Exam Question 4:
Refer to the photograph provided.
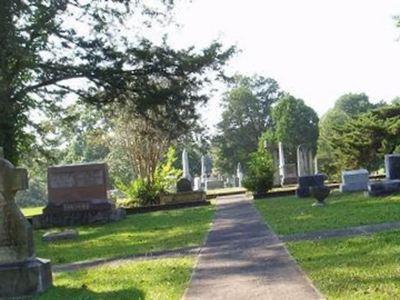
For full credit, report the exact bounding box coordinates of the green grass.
[38,256,194,300]
[287,230,400,299]
[21,206,44,217]
[35,206,214,264]
[255,192,400,235]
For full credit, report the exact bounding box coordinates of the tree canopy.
[264,94,319,162]
[212,75,282,174]
[327,104,400,171]
[1,0,234,164]
[317,93,379,176]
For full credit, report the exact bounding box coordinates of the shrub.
[242,149,274,194]
[117,178,160,207]
[116,147,182,207]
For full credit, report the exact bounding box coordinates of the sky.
[165,0,400,132]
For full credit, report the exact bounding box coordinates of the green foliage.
[242,149,274,194]
[1,0,234,164]
[117,178,159,207]
[317,93,379,177]
[334,93,376,116]
[327,104,400,172]
[154,147,182,192]
[213,75,282,173]
[117,147,181,207]
[266,94,319,162]
[15,178,47,207]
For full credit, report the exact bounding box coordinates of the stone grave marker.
[385,154,400,180]
[33,163,125,228]
[0,150,52,298]
[340,169,369,192]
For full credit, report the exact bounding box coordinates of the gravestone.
[278,142,298,185]
[177,178,193,192]
[206,180,225,189]
[297,145,313,177]
[282,164,298,185]
[296,174,327,198]
[33,163,125,228]
[236,162,244,187]
[340,169,369,192]
[193,176,202,191]
[367,180,400,197]
[367,154,400,196]
[182,149,192,183]
[385,154,400,180]
[0,151,52,298]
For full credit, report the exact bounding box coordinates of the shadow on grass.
[34,206,214,264]
[37,286,145,300]
[287,230,400,297]
[257,192,400,235]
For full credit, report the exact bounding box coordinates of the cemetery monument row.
[0,150,52,298]
[368,154,400,196]
[33,163,125,229]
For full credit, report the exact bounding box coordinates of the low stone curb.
[53,246,201,273]
[280,221,400,242]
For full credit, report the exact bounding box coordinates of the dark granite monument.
[33,163,125,228]
[385,154,400,180]
[296,174,327,198]
[367,154,400,196]
[0,151,52,298]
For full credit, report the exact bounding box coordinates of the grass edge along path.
[255,192,400,235]
[287,229,400,300]
[37,256,195,300]
[34,205,214,264]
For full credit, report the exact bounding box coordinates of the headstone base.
[0,258,52,298]
[206,180,225,190]
[367,180,400,196]
[160,191,206,205]
[340,182,368,192]
[32,200,125,229]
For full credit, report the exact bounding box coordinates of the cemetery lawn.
[287,230,400,299]
[21,206,44,217]
[34,206,214,264]
[255,192,400,235]
[38,256,194,300]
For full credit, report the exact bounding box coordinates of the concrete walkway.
[184,194,323,300]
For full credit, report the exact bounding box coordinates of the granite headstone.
[34,163,125,228]
[340,169,369,192]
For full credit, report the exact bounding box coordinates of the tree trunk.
[0,96,19,164]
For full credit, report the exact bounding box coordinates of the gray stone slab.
[42,229,79,242]
[183,194,323,300]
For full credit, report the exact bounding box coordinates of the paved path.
[281,221,400,242]
[184,194,323,300]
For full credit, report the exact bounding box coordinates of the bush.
[117,178,160,207]
[16,178,47,207]
[242,149,274,194]
[116,147,182,207]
